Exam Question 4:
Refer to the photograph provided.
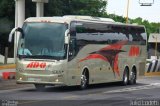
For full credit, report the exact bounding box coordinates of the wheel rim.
[131,71,136,82]
[124,73,128,83]
[81,74,87,88]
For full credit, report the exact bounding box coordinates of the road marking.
[150,83,160,86]
[63,95,78,99]
[103,83,160,94]
[0,87,33,94]
[18,100,42,105]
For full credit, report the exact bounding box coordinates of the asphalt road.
[0,76,160,106]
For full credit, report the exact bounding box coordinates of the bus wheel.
[34,84,45,91]
[129,70,136,85]
[80,71,88,90]
[122,68,129,86]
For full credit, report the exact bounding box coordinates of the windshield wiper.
[18,55,63,60]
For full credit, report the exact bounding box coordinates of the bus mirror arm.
[65,29,70,44]
[65,36,70,44]
[17,28,24,38]
[8,27,24,43]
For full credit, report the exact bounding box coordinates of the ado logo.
[27,62,46,68]
[129,46,140,56]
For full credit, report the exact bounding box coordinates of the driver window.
[18,39,32,56]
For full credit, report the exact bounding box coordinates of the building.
[148,33,160,59]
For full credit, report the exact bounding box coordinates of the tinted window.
[70,21,146,46]
[69,21,146,60]
[18,22,67,60]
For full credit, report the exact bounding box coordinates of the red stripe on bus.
[79,54,108,62]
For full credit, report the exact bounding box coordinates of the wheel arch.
[124,65,130,74]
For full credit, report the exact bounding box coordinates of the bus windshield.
[18,22,67,60]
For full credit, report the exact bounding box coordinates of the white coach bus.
[9,15,147,90]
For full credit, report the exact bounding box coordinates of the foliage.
[0,0,15,20]
[103,14,126,23]
[44,0,107,17]
[104,14,160,36]
[130,17,160,36]
[0,0,160,57]
[0,0,160,39]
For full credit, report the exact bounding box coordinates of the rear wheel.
[80,71,88,90]
[129,70,136,85]
[122,68,129,86]
[34,84,45,91]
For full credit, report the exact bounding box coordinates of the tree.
[45,0,107,17]
[0,0,15,20]
[130,18,160,36]
[0,0,108,57]
[104,14,126,23]
[0,0,160,57]
[131,17,143,24]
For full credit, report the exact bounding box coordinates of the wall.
[0,54,14,64]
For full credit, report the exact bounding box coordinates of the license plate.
[28,78,41,81]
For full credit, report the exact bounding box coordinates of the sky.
[107,0,160,22]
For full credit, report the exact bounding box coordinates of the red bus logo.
[27,62,46,68]
[129,46,140,56]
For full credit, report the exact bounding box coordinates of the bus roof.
[25,15,114,23]
[24,15,145,28]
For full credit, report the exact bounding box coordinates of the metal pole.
[126,0,130,23]
[14,0,17,62]
[155,36,157,58]
[36,2,44,17]
[14,0,25,62]
[32,0,49,17]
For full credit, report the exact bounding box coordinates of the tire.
[34,84,45,91]
[80,71,88,90]
[122,68,129,86]
[129,70,136,85]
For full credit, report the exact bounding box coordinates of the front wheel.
[80,72,88,90]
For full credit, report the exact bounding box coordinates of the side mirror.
[65,29,70,44]
[8,27,24,43]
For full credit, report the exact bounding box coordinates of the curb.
[0,64,16,70]
[145,72,160,76]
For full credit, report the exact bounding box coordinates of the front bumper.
[16,72,65,85]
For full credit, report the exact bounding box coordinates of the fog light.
[19,77,22,80]
[55,79,59,82]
